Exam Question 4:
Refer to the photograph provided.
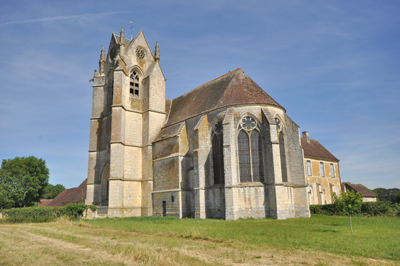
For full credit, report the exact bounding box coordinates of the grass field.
[0,215,399,265]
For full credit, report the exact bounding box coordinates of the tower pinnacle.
[154,41,160,62]
[99,46,105,74]
[119,26,125,46]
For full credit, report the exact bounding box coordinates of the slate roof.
[164,68,283,128]
[154,122,184,142]
[47,179,87,207]
[301,137,339,162]
[342,182,377,198]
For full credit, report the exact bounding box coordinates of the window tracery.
[130,70,140,97]
[135,47,146,59]
[237,116,264,183]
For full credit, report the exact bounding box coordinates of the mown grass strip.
[4,223,214,266]
[86,215,400,261]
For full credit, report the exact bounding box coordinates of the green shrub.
[1,203,98,223]
[310,201,400,217]
[2,206,62,223]
[65,203,87,219]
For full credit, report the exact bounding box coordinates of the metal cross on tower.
[130,21,134,40]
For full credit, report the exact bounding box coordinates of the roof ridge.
[174,68,242,100]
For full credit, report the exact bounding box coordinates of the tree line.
[372,188,400,203]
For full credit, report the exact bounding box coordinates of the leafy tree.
[394,192,400,204]
[0,170,14,209]
[0,156,49,209]
[42,184,65,199]
[333,190,363,234]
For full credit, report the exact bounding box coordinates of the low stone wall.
[82,207,111,219]
[363,197,377,202]
[82,208,98,220]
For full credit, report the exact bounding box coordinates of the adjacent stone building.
[85,28,311,220]
[301,132,342,205]
[342,182,377,202]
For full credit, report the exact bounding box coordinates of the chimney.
[302,131,310,144]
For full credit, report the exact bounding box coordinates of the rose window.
[135,47,145,59]
[240,116,257,131]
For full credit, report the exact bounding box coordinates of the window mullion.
[248,130,253,182]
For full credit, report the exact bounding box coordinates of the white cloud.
[0,11,128,26]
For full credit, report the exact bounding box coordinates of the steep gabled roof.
[301,138,339,162]
[47,179,87,207]
[342,182,377,198]
[164,68,283,127]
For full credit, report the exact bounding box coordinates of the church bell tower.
[86,27,166,217]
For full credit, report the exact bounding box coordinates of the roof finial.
[119,26,125,46]
[99,46,105,74]
[154,41,160,62]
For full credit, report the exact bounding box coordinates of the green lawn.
[86,214,400,262]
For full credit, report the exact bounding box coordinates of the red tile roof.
[47,179,87,207]
[164,68,283,128]
[301,138,339,162]
[38,199,53,207]
[342,182,377,198]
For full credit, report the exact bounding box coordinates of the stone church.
[85,28,311,220]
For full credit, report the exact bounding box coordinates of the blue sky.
[0,1,399,189]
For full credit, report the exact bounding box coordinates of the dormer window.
[130,70,140,97]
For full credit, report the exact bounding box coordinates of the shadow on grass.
[325,223,342,226]
[311,229,339,233]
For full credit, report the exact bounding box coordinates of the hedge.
[310,201,400,217]
[0,203,97,223]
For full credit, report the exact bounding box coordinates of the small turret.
[154,41,160,62]
[99,46,105,74]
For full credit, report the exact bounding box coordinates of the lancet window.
[276,117,288,182]
[130,70,140,97]
[237,116,264,183]
[212,119,224,185]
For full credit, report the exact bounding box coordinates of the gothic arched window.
[276,117,288,182]
[279,132,288,182]
[238,116,264,183]
[130,70,140,97]
[212,120,224,185]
